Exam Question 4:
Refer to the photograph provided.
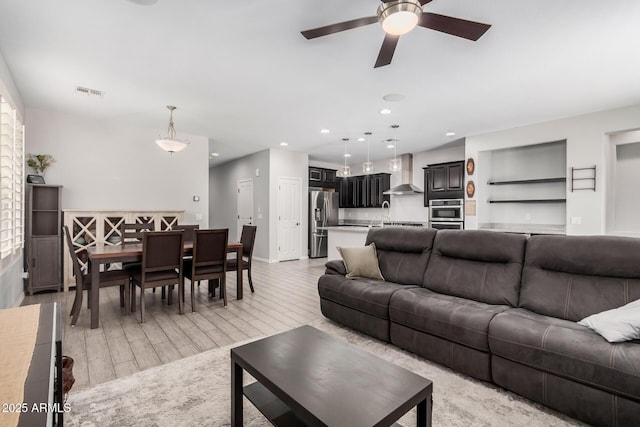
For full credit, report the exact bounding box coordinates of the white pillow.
[578,298,640,343]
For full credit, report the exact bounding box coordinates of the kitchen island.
[320,222,427,261]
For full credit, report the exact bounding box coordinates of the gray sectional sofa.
[318,227,640,426]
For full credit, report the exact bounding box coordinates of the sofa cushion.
[489,308,640,401]
[424,230,527,306]
[389,288,510,351]
[520,235,640,321]
[318,274,416,319]
[337,243,384,280]
[365,227,437,285]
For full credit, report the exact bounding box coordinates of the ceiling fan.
[301,0,491,68]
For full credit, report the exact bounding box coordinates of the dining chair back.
[175,224,199,243]
[120,222,153,245]
[63,225,130,326]
[184,228,229,309]
[130,230,185,322]
[227,225,257,293]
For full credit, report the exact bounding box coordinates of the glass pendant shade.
[363,161,374,174]
[342,165,351,176]
[155,105,189,154]
[389,157,402,172]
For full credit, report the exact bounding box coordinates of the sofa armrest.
[325,260,347,276]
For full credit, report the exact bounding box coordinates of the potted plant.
[26,154,55,183]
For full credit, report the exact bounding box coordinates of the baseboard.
[253,256,278,264]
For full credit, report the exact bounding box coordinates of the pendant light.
[362,132,373,174]
[389,140,401,172]
[341,138,351,177]
[155,105,189,154]
[389,124,401,172]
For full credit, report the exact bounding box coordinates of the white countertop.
[318,226,373,233]
[478,223,566,235]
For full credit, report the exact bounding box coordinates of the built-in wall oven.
[428,199,464,230]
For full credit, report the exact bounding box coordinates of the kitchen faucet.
[381,200,390,226]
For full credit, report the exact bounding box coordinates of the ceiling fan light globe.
[378,0,422,36]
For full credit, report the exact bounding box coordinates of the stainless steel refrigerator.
[309,191,339,258]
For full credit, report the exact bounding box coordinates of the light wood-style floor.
[22,258,327,391]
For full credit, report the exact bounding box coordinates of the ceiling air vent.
[75,86,104,97]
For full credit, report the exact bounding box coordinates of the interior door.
[237,179,253,241]
[278,177,301,261]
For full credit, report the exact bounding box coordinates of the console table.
[0,303,63,426]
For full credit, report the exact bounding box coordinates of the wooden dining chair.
[120,222,153,245]
[174,224,199,243]
[63,225,131,326]
[183,228,229,310]
[130,230,184,323]
[227,225,257,294]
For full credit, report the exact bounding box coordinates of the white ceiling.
[1,0,640,167]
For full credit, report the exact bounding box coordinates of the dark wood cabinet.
[25,184,62,295]
[337,173,391,208]
[424,161,464,205]
[368,173,391,207]
[309,167,338,189]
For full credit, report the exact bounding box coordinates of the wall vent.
[75,86,104,97]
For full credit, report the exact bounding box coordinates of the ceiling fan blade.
[418,13,491,41]
[374,34,400,68]
[301,16,378,39]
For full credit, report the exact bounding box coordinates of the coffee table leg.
[231,359,243,426]
[416,395,432,427]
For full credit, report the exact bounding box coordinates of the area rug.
[66,318,585,426]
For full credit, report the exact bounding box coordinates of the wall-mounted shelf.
[487,177,566,185]
[488,199,567,204]
[570,166,596,192]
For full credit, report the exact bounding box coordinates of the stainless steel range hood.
[383,153,424,195]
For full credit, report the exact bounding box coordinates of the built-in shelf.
[487,177,566,185]
[488,199,567,204]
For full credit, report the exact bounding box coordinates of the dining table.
[85,241,243,329]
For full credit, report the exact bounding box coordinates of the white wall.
[465,104,640,234]
[209,149,270,260]
[608,130,640,236]
[0,51,25,308]
[269,148,309,262]
[209,148,308,263]
[26,108,210,226]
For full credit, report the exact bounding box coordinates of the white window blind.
[0,96,25,259]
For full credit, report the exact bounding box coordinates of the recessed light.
[344,153,351,158]
[210,152,220,157]
[357,137,366,142]
[387,144,395,149]
[280,142,288,146]
[320,128,330,134]
[379,109,391,115]
[446,132,456,137]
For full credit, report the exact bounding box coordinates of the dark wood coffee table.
[231,325,433,426]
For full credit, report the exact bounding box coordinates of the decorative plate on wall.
[466,180,476,198]
[466,158,475,176]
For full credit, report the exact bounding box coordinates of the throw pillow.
[337,243,384,281]
[578,298,640,342]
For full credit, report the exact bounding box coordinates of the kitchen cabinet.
[25,184,63,295]
[309,167,338,189]
[423,161,464,205]
[367,173,391,207]
[337,173,391,208]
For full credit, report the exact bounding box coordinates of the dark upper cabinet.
[337,173,390,208]
[309,167,338,189]
[368,173,391,207]
[423,161,464,205]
